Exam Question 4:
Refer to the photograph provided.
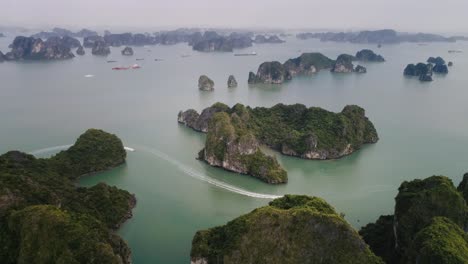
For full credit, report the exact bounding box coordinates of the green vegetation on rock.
[50,128,126,179]
[7,205,130,264]
[180,103,379,163]
[201,112,287,184]
[360,175,468,264]
[406,217,468,264]
[191,195,383,264]
[0,129,135,264]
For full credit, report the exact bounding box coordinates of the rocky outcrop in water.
[227,75,237,87]
[448,61,453,67]
[355,49,385,62]
[0,33,5,38]
[331,54,356,73]
[432,64,448,74]
[354,65,367,73]
[427,56,446,65]
[360,175,468,264]
[3,36,75,60]
[179,103,379,160]
[248,61,291,84]
[404,63,433,81]
[198,75,214,91]
[76,46,85,55]
[121,46,134,56]
[91,39,111,56]
[427,56,449,74]
[283,52,334,76]
[191,195,383,264]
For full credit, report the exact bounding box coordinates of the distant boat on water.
[107,60,117,63]
[448,49,463,53]
[112,64,141,70]
[234,51,257,56]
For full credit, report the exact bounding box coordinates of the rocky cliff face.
[227,75,237,87]
[3,36,75,60]
[198,75,215,91]
[121,46,134,56]
[331,54,356,73]
[179,103,379,161]
[248,61,291,84]
[355,49,385,62]
[200,112,287,184]
[191,195,383,264]
[178,103,230,132]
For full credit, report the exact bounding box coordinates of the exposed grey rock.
[198,75,214,91]
[354,65,367,73]
[248,61,291,84]
[227,75,238,87]
[4,36,75,60]
[331,54,355,73]
[76,46,85,56]
[121,46,134,56]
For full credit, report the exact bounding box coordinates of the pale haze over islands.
[2,0,468,34]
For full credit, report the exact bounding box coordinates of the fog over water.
[2,0,468,34]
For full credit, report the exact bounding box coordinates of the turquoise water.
[1,36,468,263]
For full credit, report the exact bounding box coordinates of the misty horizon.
[2,0,468,35]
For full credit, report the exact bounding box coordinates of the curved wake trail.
[28,144,282,199]
[134,145,282,199]
[29,144,73,155]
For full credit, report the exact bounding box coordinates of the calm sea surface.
[1,36,468,263]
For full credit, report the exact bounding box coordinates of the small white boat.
[124,147,135,152]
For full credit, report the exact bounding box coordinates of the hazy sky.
[3,0,468,33]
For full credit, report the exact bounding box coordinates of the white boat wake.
[29,144,73,155]
[84,74,94,78]
[28,144,282,199]
[29,145,135,155]
[135,145,282,199]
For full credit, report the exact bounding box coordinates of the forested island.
[404,56,450,82]
[178,102,378,183]
[0,129,136,263]
[191,174,468,264]
[248,49,384,84]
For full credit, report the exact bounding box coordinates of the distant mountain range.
[296,29,467,44]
